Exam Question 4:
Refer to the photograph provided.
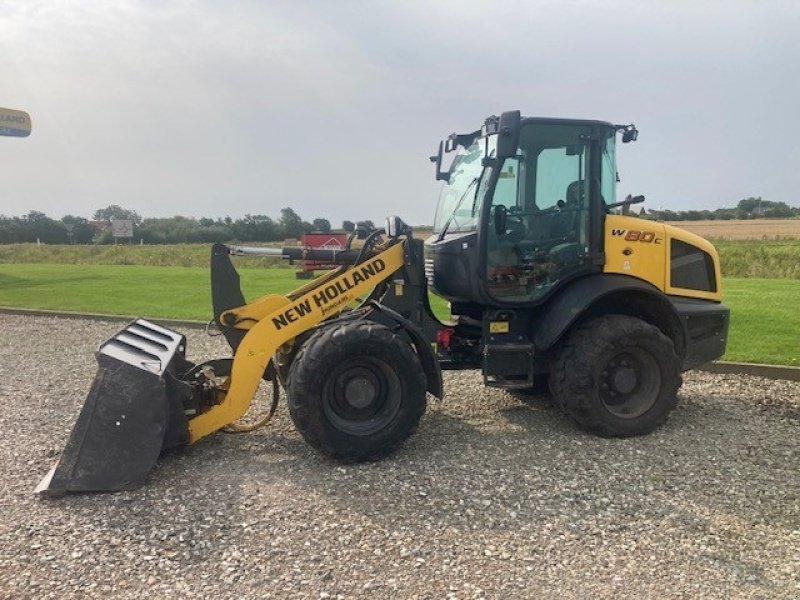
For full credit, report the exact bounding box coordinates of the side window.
[534,148,585,210]
[492,159,522,210]
[601,135,616,205]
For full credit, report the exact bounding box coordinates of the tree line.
[2,197,797,244]
[644,197,800,221]
[0,205,375,244]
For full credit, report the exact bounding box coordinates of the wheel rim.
[599,348,661,419]
[322,356,402,435]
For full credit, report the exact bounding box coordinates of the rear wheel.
[286,320,427,461]
[549,315,681,437]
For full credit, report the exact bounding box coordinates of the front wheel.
[549,315,682,437]
[286,320,427,461]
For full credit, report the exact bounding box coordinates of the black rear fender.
[533,274,687,359]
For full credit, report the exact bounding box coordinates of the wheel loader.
[36,111,729,496]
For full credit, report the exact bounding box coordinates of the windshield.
[432,135,496,234]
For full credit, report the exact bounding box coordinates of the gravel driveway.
[0,315,798,599]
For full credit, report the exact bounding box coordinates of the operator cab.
[425,111,637,307]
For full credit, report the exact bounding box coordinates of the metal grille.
[424,258,435,287]
[98,319,185,375]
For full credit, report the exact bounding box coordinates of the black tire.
[549,315,681,437]
[286,320,427,461]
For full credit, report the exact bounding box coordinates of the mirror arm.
[606,194,645,215]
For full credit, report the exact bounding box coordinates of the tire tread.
[549,315,682,437]
[287,320,427,461]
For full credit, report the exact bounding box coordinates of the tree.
[736,197,761,215]
[61,215,95,244]
[356,220,376,233]
[279,207,305,238]
[342,220,355,233]
[232,214,279,242]
[93,204,142,225]
[312,218,331,232]
[713,208,737,220]
[23,210,67,243]
[0,216,28,243]
[763,201,793,218]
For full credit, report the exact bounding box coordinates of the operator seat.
[548,180,585,270]
[553,180,583,240]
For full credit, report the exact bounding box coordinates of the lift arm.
[187,240,408,443]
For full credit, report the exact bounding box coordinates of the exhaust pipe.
[35,319,194,496]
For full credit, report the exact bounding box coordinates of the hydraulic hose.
[223,377,280,433]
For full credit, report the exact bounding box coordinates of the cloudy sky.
[1,0,798,226]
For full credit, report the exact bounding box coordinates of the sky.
[1,0,799,226]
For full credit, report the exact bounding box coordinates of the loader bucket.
[35,319,192,496]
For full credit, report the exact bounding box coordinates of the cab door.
[485,123,594,303]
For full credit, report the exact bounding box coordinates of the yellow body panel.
[187,241,407,443]
[603,215,666,289]
[603,215,722,301]
[222,295,291,330]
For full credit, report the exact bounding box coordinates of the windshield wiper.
[437,176,480,241]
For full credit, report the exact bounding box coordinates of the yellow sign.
[0,107,31,137]
[489,321,510,333]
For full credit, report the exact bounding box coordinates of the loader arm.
[188,240,408,443]
[36,238,409,495]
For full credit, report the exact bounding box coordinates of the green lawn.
[0,264,298,320]
[0,263,795,366]
[0,263,451,322]
[721,278,799,366]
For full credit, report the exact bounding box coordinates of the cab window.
[486,122,593,301]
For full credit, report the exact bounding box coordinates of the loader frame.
[36,232,445,495]
[36,109,731,496]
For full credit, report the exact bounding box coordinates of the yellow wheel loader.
[36,111,729,496]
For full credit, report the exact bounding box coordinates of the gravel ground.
[0,314,798,599]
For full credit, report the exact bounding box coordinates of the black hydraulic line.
[228,244,363,265]
[229,228,390,267]
[354,228,387,265]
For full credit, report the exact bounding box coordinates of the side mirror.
[496,110,521,159]
[620,124,638,143]
[429,140,450,181]
[494,205,507,236]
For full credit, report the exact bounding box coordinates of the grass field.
[666,218,800,240]
[713,239,800,279]
[0,243,289,269]
[0,263,795,366]
[0,263,451,323]
[722,278,799,366]
[3,229,800,280]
